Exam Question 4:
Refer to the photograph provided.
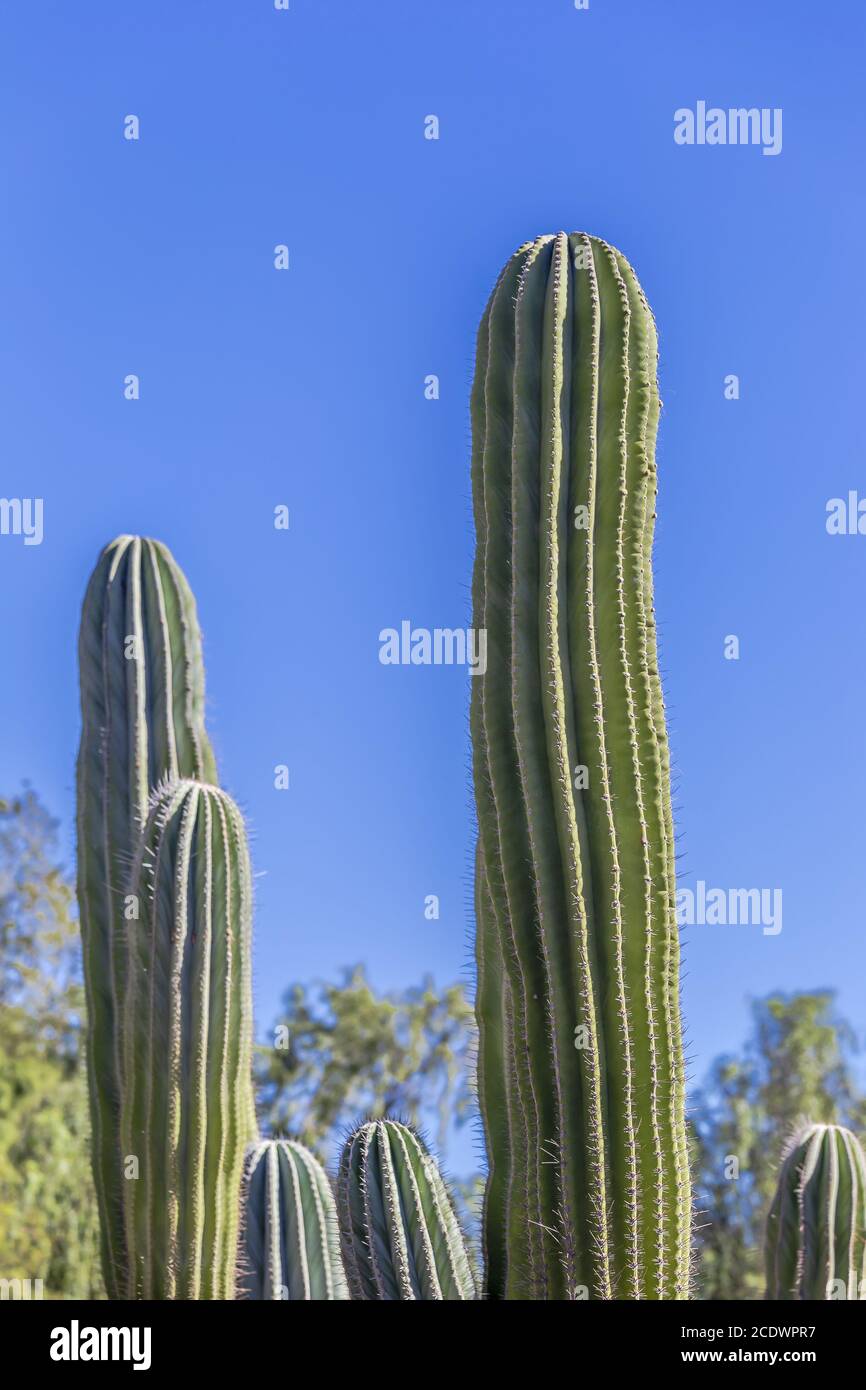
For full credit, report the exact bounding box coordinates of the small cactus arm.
[238,1139,349,1300]
[765,1122,866,1300]
[336,1119,478,1300]
[470,233,691,1299]
[121,778,255,1299]
[77,535,218,1297]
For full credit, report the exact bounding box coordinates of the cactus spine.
[471,233,690,1299]
[239,1140,349,1300]
[765,1123,866,1300]
[337,1119,477,1300]
[77,535,218,1297]
[121,778,255,1299]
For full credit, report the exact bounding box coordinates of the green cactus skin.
[239,1140,349,1300]
[77,535,218,1298]
[471,233,690,1300]
[765,1123,866,1301]
[336,1119,478,1300]
[120,778,254,1299]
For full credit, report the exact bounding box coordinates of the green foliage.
[239,1139,348,1300]
[693,993,866,1300]
[255,966,474,1157]
[765,1122,866,1300]
[471,232,689,1299]
[0,790,102,1298]
[337,1119,477,1300]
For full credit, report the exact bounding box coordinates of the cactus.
[337,1119,477,1300]
[120,778,255,1299]
[765,1122,866,1300]
[471,232,690,1299]
[77,535,218,1297]
[239,1139,349,1300]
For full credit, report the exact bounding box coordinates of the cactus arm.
[239,1140,348,1300]
[765,1122,866,1299]
[120,780,253,1299]
[76,536,218,1296]
[337,1120,477,1300]
[472,234,691,1299]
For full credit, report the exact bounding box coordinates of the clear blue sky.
[1,2,864,1168]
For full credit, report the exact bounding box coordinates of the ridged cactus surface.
[239,1139,349,1300]
[337,1119,477,1300]
[77,535,217,1297]
[471,232,690,1299]
[765,1122,866,1300]
[121,778,254,1299]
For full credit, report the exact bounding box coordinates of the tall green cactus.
[120,777,255,1299]
[239,1139,349,1300]
[765,1122,866,1301]
[471,232,690,1300]
[77,535,218,1297]
[337,1119,477,1300]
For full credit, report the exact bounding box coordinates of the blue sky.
[1,1,864,1169]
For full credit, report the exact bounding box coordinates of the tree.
[692,992,866,1300]
[0,789,102,1298]
[255,966,475,1159]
